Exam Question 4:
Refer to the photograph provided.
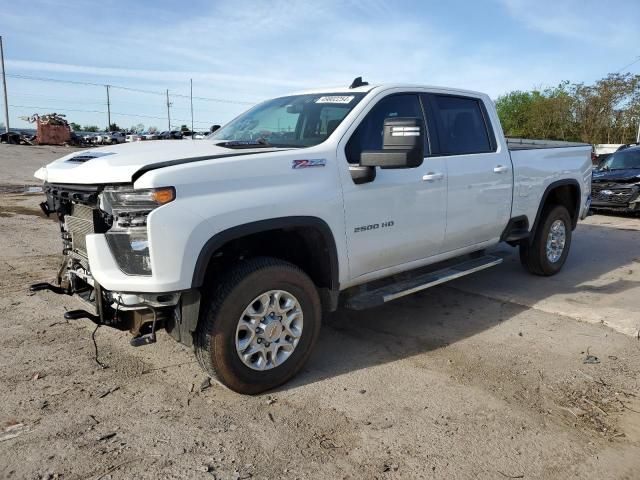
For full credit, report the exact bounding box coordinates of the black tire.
[519,204,572,276]
[194,257,321,394]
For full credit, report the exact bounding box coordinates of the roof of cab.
[291,83,489,99]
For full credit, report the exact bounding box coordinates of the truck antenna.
[349,76,369,89]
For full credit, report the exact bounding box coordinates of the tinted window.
[430,95,493,155]
[346,94,423,164]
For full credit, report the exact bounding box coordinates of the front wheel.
[195,257,321,394]
[520,204,572,276]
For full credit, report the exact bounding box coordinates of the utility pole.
[166,89,171,130]
[190,79,194,138]
[0,36,10,133]
[636,120,640,143]
[105,85,111,130]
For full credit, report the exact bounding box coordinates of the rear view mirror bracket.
[349,165,376,184]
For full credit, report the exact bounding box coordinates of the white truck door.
[423,93,512,250]
[339,93,447,279]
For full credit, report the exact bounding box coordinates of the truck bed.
[507,137,590,150]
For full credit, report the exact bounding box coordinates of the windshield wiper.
[216,139,303,149]
[216,139,275,149]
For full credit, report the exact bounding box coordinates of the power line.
[5,72,255,104]
[615,55,640,73]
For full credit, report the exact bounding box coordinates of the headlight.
[102,186,175,212]
[100,186,175,276]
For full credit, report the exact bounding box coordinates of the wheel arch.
[191,216,340,300]
[529,179,581,243]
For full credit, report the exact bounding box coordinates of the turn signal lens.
[151,187,176,205]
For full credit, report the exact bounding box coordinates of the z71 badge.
[292,159,326,169]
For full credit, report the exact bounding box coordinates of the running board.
[344,255,503,310]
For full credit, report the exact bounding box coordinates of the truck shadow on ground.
[285,219,640,389]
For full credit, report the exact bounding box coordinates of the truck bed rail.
[507,138,590,150]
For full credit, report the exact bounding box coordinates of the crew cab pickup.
[33,79,592,393]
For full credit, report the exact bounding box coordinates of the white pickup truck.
[33,78,592,393]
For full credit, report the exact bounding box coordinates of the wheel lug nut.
[265,342,270,347]
[257,338,262,344]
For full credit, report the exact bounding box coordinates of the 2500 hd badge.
[354,220,395,233]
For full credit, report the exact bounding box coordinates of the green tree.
[496,74,640,144]
[69,122,82,131]
[107,123,121,132]
[83,125,99,132]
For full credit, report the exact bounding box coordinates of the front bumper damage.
[591,182,640,212]
[31,183,200,347]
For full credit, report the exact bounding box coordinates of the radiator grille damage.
[66,204,96,255]
[38,182,182,343]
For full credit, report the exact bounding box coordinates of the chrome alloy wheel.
[546,219,566,263]
[235,290,304,371]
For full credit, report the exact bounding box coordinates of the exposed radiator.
[65,204,96,255]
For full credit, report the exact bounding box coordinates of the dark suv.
[591,144,640,213]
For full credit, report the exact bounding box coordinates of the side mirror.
[349,165,376,185]
[360,117,424,169]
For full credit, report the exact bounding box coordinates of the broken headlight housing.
[101,186,175,276]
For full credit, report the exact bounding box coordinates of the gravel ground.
[1,144,639,479]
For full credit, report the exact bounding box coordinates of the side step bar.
[345,255,503,310]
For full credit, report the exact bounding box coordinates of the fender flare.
[529,179,581,241]
[191,216,340,290]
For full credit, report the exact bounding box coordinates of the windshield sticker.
[315,96,355,104]
[292,159,326,169]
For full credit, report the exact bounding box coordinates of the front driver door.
[339,93,448,280]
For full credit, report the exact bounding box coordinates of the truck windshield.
[600,148,640,170]
[211,93,367,148]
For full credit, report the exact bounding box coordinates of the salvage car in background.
[159,130,184,140]
[104,132,126,144]
[591,144,640,213]
[141,132,161,141]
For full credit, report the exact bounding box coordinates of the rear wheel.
[519,204,572,276]
[195,257,321,394]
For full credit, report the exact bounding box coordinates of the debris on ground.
[97,432,117,442]
[97,386,120,399]
[497,471,524,479]
[0,423,27,442]
[583,348,600,364]
[200,377,212,391]
[382,462,399,472]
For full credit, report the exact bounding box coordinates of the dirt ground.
[1,144,639,480]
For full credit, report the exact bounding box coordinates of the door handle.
[422,172,444,182]
[493,165,509,174]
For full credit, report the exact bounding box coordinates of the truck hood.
[34,140,284,185]
[592,168,640,184]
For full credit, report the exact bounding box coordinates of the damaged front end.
[31,183,199,347]
[591,180,640,213]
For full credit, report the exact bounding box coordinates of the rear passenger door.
[423,94,512,251]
